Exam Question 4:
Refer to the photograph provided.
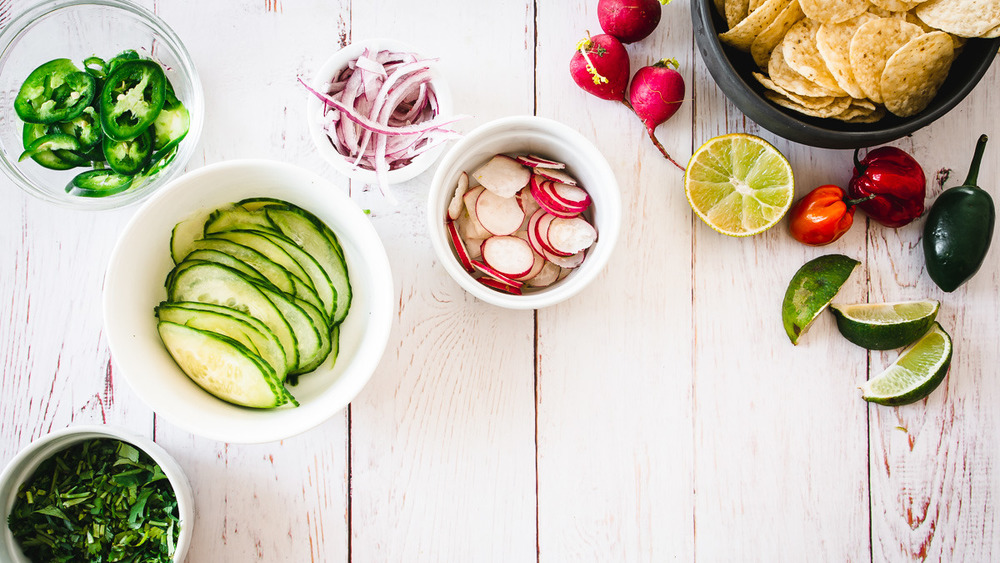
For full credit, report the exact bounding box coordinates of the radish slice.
[535,213,572,257]
[466,236,485,260]
[447,171,469,221]
[530,176,582,218]
[458,208,490,240]
[482,236,535,279]
[556,267,571,282]
[511,231,545,281]
[551,182,591,209]
[463,184,485,212]
[546,217,597,255]
[533,167,577,186]
[446,219,475,273]
[473,155,531,198]
[525,209,550,257]
[478,276,523,295]
[475,188,525,236]
[517,187,541,224]
[516,154,566,169]
[472,260,524,288]
[546,248,586,269]
[526,261,561,287]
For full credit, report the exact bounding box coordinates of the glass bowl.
[0,0,203,210]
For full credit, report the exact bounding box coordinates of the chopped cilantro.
[7,438,180,562]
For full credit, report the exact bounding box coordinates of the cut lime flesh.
[831,300,940,350]
[861,322,952,406]
[685,133,794,237]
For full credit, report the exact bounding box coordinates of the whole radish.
[628,58,685,170]
[569,33,630,101]
[598,0,671,44]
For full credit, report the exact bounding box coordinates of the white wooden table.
[2,1,999,561]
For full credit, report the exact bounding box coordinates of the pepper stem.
[844,194,876,207]
[852,147,866,175]
[963,134,988,188]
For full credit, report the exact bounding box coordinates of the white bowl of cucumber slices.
[103,160,394,443]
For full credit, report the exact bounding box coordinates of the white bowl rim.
[102,159,395,443]
[0,0,205,211]
[427,115,622,310]
[0,424,194,563]
[305,37,453,186]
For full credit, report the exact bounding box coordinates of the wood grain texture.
[690,14,871,560]
[347,1,538,561]
[0,0,999,561]
[868,63,1000,562]
[534,2,696,562]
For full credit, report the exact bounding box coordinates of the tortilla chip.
[753,72,838,108]
[982,22,1000,37]
[782,19,848,95]
[816,13,878,99]
[726,0,751,29]
[881,31,955,116]
[750,0,806,68]
[915,0,1000,38]
[768,38,844,97]
[870,0,922,11]
[799,0,870,24]
[720,0,790,51]
[830,100,881,121]
[749,0,767,12]
[842,106,887,123]
[849,18,924,103]
[714,0,727,19]
[765,91,852,117]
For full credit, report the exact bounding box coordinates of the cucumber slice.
[184,238,296,296]
[156,301,288,382]
[170,249,271,289]
[167,261,299,371]
[253,282,324,375]
[256,230,336,321]
[204,206,280,236]
[293,296,332,374]
[170,209,212,264]
[157,321,295,408]
[207,230,315,292]
[264,206,352,324]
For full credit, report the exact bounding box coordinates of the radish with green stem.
[569,33,630,101]
[598,0,673,44]
[628,58,685,171]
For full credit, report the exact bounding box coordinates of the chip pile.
[716,0,1000,121]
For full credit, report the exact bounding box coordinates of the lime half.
[831,300,940,350]
[781,254,860,345]
[861,322,952,406]
[685,133,795,236]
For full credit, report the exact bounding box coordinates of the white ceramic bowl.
[0,425,194,562]
[103,160,394,443]
[428,116,622,309]
[305,38,453,186]
[0,0,204,210]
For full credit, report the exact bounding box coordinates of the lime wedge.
[831,299,940,350]
[861,322,952,406]
[685,133,795,236]
[781,254,860,345]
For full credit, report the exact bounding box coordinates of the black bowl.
[692,0,1000,148]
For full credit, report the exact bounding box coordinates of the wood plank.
[869,63,1000,562]
[146,1,353,561]
[347,1,538,561]
[534,3,696,560]
[689,14,871,560]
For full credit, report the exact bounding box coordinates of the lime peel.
[781,254,860,345]
[861,322,952,406]
[831,299,940,350]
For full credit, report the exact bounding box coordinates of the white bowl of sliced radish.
[428,116,621,309]
[303,38,456,200]
[103,160,394,443]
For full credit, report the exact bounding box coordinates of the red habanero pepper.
[789,185,873,246]
[847,146,926,228]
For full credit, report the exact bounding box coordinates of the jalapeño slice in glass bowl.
[0,0,203,210]
[13,58,96,125]
[101,59,167,141]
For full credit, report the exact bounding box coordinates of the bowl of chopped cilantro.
[0,425,193,562]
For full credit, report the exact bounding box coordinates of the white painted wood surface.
[1,1,999,561]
